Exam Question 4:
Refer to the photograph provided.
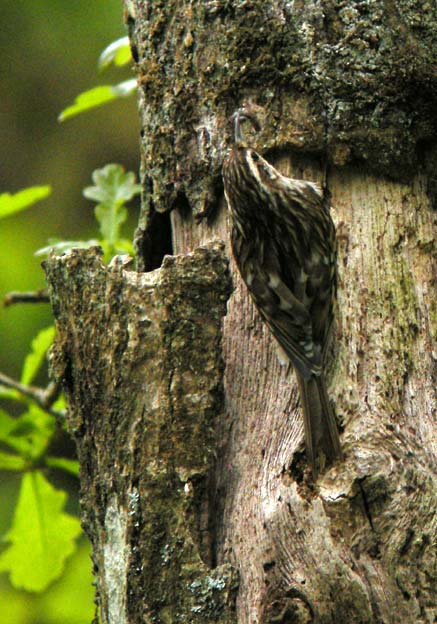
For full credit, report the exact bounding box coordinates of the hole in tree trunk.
[136,177,173,271]
[140,209,173,271]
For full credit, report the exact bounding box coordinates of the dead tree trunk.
[45,2,436,623]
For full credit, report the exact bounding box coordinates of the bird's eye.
[251,152,259,162]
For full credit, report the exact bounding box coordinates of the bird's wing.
[230,186,334,378]
[233,229,322,378]
[255,268,323,378]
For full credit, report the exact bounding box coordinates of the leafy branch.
[59,37,136,121]
[36,163,141,260]
[0,32,139,597]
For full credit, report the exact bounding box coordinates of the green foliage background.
[0,2,140,622]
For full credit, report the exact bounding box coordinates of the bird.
[222,108,342,477]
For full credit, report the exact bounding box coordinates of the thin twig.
[3,289,50,307]
[0,372,63,418]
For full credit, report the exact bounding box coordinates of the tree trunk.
[45,2,437,623]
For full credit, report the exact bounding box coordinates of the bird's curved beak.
[232,111,245,144]
[231,108,262,145]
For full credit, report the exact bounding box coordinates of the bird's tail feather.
[297,373,342,477]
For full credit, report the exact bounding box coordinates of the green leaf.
[34,238,100,257]
[83,164,141,245]
[0,451,26,471]
[0,186,51,219]
[0,409,18,442]
[38,539,95,623]
[113,238,135,256]
[98,36,132,69]
[84,163,141,205]
[0,407,55,459]
[111,78,137,97]
[58,86,114,121]
[0,386,20,401]
[53,394,66,413]
[0,471,82,592]
[58,79,137,121]
[21,326,55,385]
[95,203,128,244]
[45,456,80,476]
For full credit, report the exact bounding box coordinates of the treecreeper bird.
[222,109,342,478]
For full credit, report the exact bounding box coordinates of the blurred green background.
[0,1,140,622]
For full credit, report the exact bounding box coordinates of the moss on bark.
[44,244,236,623]
[127,0,437,248]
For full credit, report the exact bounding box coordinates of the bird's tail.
[297,373,342,478]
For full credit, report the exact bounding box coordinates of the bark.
[44,2,437,623]
[44,245,236,622]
